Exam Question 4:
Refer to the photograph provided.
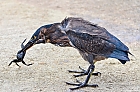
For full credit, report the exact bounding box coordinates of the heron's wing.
[61,17,109,38]
[62,17,130,63]
[61,17,129,52]
[66,30,115,57]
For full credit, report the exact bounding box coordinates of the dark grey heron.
[9,17,133,90]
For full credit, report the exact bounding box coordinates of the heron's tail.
[127,51,134,56]
[109,49,131,64]
[127,51,136,61]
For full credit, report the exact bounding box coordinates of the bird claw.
[92,72,101,76]
[68,66,101,77]
[68,66,87,73]
[66,80,98,90]
[67,65,98,90]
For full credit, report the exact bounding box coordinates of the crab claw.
[17,38,27,60]
[9,24,53,67]
[8,59,33,67]
[9,39,33,67]
[21,38,26,49]
[8,50,33,67]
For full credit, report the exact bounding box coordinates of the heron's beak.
[21,37,37,52]
[35,39,46,44]
[16,36,38,60]
[11,24,53,66]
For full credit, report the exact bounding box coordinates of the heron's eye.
[31,36,36,40]
[33,36,36,39]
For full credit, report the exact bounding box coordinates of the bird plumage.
[31,24,53,39]
[61,17,130,64]
[10,17,132,90]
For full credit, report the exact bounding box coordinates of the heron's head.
[19,23,70,52]
[17,23,70,60]
[16,24,53,60]
[32,24,54,44]
[20,24,53,51]
[31,23,70,47]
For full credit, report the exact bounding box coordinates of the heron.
[9,17,133,90]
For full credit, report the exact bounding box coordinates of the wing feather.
[66,30,115,57]
[61,17,130,62]
[61,17,129,52]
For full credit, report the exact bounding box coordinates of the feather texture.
[61,17,131,64]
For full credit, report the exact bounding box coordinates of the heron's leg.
[66,64,98,90]
[68,66,101,77]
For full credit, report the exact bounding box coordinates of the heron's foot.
[68,66,101,77]
[8,59,33,67]
[66,79,98,90]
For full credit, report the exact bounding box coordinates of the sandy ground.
[0,0,140,92]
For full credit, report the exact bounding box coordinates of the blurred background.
[0,0,140,92]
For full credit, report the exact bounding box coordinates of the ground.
[0,0,140,92]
